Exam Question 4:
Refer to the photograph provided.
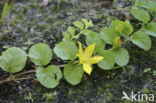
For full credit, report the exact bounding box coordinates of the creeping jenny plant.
[0,0,156,88]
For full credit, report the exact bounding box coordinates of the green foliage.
[0,0,155,89]
[112,48,129,66]
[63,32,70,40]
[67,26,75,37]
[28,43,52,66]
[0,47,27,73]
[81,18,94,28]
[143,68,156,77]
[64,64,84,85]
[24,92,34,103]
[73,18,93,31]
[66,18,94,39]
[54,41,78,60]
[111,20,133,37]
[36,65,62,88]
[131,9,150,24]
[0,0,12,24]
[144,68,151,73]
[143,22,156,37]
[100,27,117,45]
[97,50,115,70]
[131,31,151,51]
[63,26,76,41]
[43,93,54,102]
[73,21,84,30]
[153,71,156,76]
[129,0,155,51]
[142,0,156,12]
[86,30,105,53]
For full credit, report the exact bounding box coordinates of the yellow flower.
[77,42,104,75]
[114,36,122,47]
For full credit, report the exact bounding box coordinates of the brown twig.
[14,70,36,78]
[0,64,66,85]
[0,77,32,85]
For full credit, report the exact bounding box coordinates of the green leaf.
[143,1,156,12]
[0,47,27,73]
[67,26,75,37]
[112,48,129,66]
[81,18,94,28]
[97,50,115,70]
[36,65,62,88]
[131,31,151,51]
[73,21,84,30]
[143,22,156,37]
[54,41,78,60]
[111,20,133,37]
[63,32,70,40]
[100,27,117,45]
[64,64,84,85]
[86,31,105,53]
[1,0,11,23]
[131,9,150,23]
[28,43,52,66]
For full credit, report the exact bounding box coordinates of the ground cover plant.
[0,0,156,102]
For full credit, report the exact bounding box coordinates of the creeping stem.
[0,64,65,85]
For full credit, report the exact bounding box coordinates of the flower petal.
[87,56,104,64]
[83,63,92,75]
[84,43,95,57]
[77,41,84,64]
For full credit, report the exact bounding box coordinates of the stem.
[77,29,87,36]
[108,46,115,51]
[121,37,130,46]
[14,70,36,78]
[0,64,66,85]
[113,66,122,69]
[123,67,127,74]
[72,28,88,40]
[0,77,32,85]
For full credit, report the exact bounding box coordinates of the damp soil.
[0,0,156,103]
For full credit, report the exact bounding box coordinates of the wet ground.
[0,0,156,103]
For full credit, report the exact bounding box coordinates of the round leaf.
[97,50,115,70]
[0,47,27,73]
[143,1,156,12]
[67,26,75,37]
[131,31,151,51]
[63,32,70,40]
[100,27,117,45]
[143,22,156,37]
[28,43,52,66]
[131,9,150,24]
[86,31,105,53]
[36,65,62,88]
[54,41,78,60]
[64,64,84,85]
[111,20,133,37]
[112,48,129,66]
